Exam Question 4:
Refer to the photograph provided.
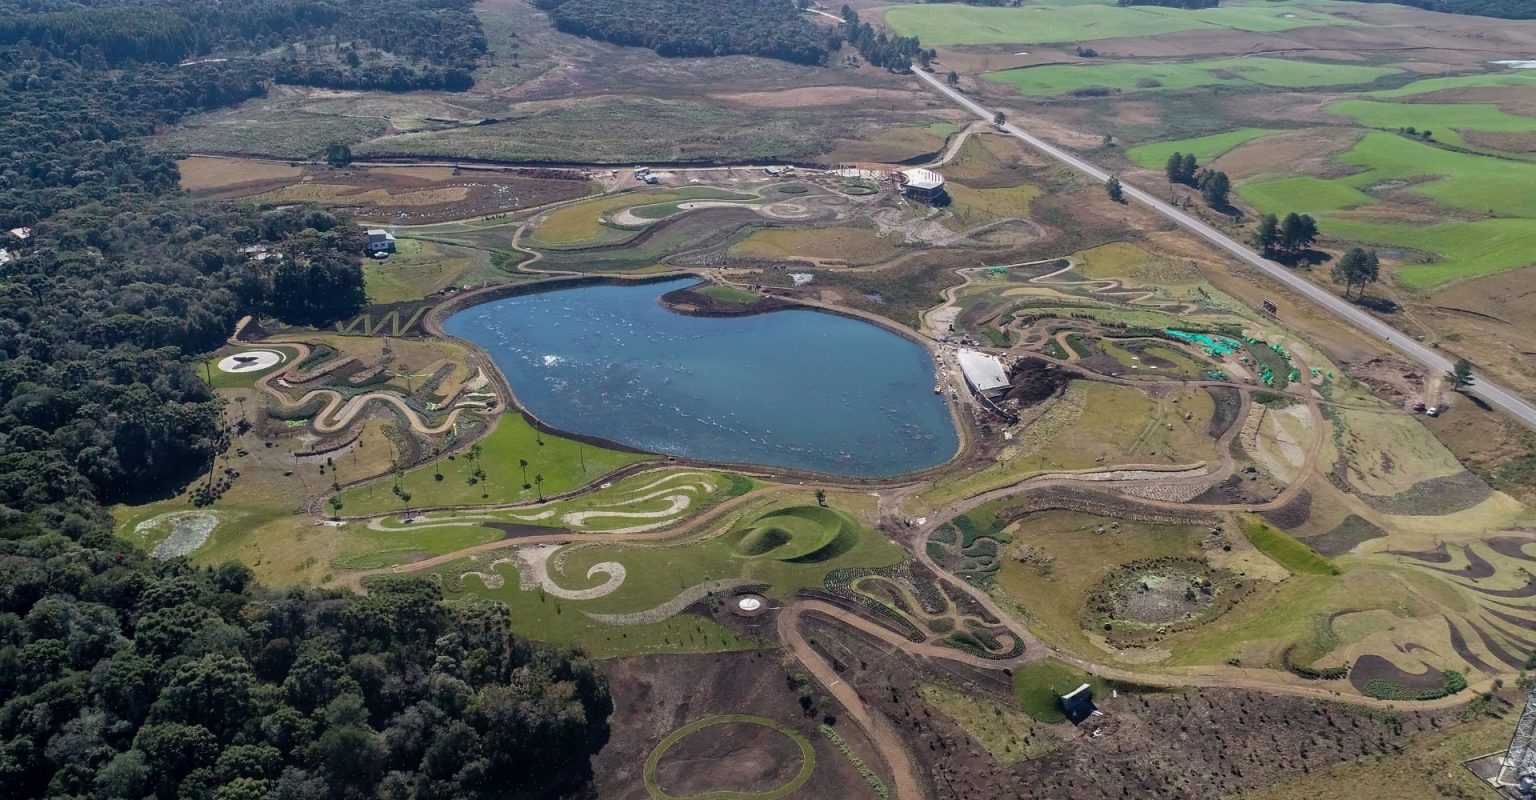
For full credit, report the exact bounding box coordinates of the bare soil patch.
[1214,127,1364,182]
[1349,654,1446,695]
[1305,514,1386,558]
[713,85,932,109]
[590,651,877,800]
[652,721,804,797]
[1204,386,1242,439]
[178,156,305,193]
[805,611,1454,800]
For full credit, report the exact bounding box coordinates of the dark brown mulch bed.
[1304,514,1386,558]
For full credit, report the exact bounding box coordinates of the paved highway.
[912,68,1536,430]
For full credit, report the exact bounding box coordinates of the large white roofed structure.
[957,349,1009,394]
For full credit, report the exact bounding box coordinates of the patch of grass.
[886,0,1359,46]
[730,226,901,265]
[1237,176,1374,214]
[1243,518,1339,576]
[1322,216,1536,289]
[1127,128,1282,169]
[199,345,302,390]
[1327,99,1536,150]
[364,238,494,304]
[154,109,388,159]
[434,491,900,656]
[1011,658,1108,723]
[919,684,1056,764]
[694,284,759,304]
[333,412,650,516]
[988,58,1396,98]
[945,182,1043,228]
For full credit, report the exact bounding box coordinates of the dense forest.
[0,0,486,91]
[840,6,927,72]
[531,0,843,64]
[1341,0,1536,18]
[0,2,614,797]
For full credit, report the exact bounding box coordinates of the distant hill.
[1342,0,1536,20]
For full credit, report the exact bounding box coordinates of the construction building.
[957,348,1009,400]
[365,229,396,256]
[898,167,947,204]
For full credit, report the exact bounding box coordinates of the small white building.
[957,348,1009,398]
[898,168,947,203]
[7,226,32,241]
[365,229,396,255]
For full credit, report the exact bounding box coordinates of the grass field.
[433,493,900,657]
[695,284,759,304]
[1126,128,1282,169]
[363,238,495,304]
[154,109,388,159]
[946,183,1043,229]
[333,412,651,516]
[1011,658,1110,723]
[1242,518,1339,576]
[1326,99,1536,150]
[988,58,1396,98]
[885,0,1359,46]
[729,226,901,265]
[528,191,683,248]
[1234,132,1536,287]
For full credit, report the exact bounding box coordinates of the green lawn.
[1011,658,1108,723]
[1127,128,1282,169]
[1326,99,1536,150]
[334,412,651,516]
[694,284,760,304]
[1243,518,1338,576]
[988,58,1396,98]
[200,345,302,390]
[1237,176,1374,215]
[432,494,902,657]
[885,0,1360,47]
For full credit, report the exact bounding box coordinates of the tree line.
[840,6,929,72]
[1163,152,1231,209]
[1339,0,1536,19]
[0,5,617,795]
[532,0,842,65]
[0,0,486,93]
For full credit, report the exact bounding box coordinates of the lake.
[443,278,959,477]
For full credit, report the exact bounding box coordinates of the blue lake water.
[443,278,959,477]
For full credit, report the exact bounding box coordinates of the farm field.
[988,58,1397,98]
[1325,99,1536,150]
[884,0,1360,47]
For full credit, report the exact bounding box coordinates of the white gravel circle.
[217,349,284,373]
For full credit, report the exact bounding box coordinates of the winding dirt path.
[250,341,478,435]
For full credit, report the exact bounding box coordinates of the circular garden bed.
[644,714,815,800]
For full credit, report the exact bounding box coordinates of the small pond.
[443,278,958,477]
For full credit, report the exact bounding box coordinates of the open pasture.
[884,0,1361,47]
[1326,99,1536,151]
[1127,128,1283,169]
[988,58,1397,98]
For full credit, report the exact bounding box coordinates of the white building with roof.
[898,168,947,203]
[957,348,1009,398]
[365,229,396,255]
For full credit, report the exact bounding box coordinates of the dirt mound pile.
[1003,357,1070,407]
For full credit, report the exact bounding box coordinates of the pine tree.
[1330,247,1379,297]
[1252,213,1280,257]
[1106,176,1124,203]
[1447,358,1475,391]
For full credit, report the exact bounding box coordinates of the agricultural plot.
[988,58,1397,98]
[1325,99,1536,151]
[1126,128,1283,169]
[884,0,1360,47]
[427,496,902,656]
[1234,132,1536,287]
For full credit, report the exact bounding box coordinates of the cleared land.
[1127,128,1283,168]
[885,0,1360,47]
[988,58,1397,98]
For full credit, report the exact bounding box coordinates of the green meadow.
[988,58,1396,98]
[885,0,1360,47]
[1367,71,1536,99]
[1127,128,1282,168]
[1326,99,1536,149]
[1232,132,1536,287]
